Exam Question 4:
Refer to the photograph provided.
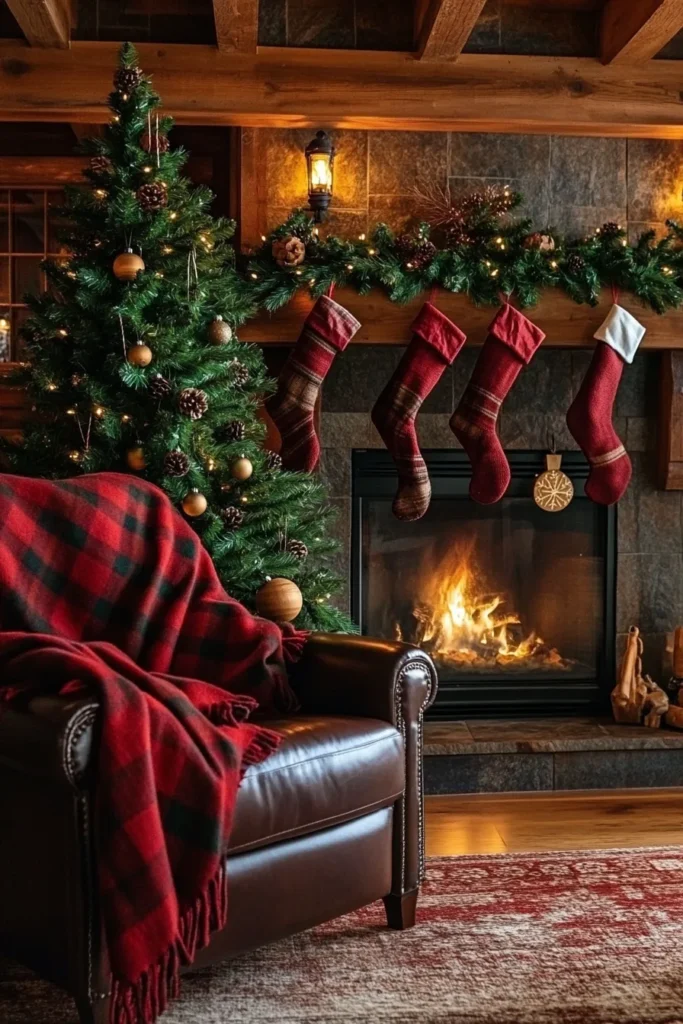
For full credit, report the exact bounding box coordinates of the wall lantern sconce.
[305,130,335,223]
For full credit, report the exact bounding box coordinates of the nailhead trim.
[64,704,98,788]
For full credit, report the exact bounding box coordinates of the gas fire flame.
[396,552,571,672]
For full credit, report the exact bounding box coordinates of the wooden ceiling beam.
[0,41,682,138]
[601,0,683,64]
[5,0,70,48]
[416,0,489,61]
[212,0,259,53]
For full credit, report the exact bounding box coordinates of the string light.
[312,227,319,237]
[162,245,174,255]
[484,260,492,268]
[250,272,259,280]
[663,265,674,276]
[111,115,120,124]
[240,495,249,504]
[66,407,76,416]
[168,211,178,220]
[405,262,413,269]
[93,239,102,248]
[69,450,81,462]
[93,406,105,418]
[142,165,152,173]
[621,239,628,247]
[67,270,77,279]
[94,189,107,200]
[155,271,164,278]
[295,269,303,276]
[121,414,131,423]
[358,233,366,241]
[207,457,216,472]
[549,260,558,269]
[57,328,68,337]
[46,383,57,391]
[346,264,354,271]
[309,278,316,285]
[490,268,499,278]
[261,234,267,242]
[368,247,377,255]
[121,93,129,102]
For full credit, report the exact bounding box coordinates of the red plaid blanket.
[0,472,307,1024]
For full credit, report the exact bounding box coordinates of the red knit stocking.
[371,302,466,521]
[266,295,360,472]
[450,304,545,504]
[566,304,645,505]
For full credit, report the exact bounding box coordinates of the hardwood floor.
[425,788,683,857]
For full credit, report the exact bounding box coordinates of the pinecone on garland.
[566,253,586,275]
[148,374,173,400]
[395,234,437,271]
[230,361,250,388]
[222,419,246,442]
[272,235,306,267]
[114,66,143,94]
[179,387,208,420]
[264,450,282,471]
[89,155,112,176]
[137,182,168,212]
[286,539,308,561]
[599,221,622,238]
[164,450,190,477]
[221,506,245,530]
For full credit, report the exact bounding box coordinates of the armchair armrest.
[0,696,97,790]
[293,633,437,906]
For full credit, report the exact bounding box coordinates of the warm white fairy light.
[663,265,674,276]
[66,407,76,416]
[111,115,120,124]
[46,382,57,391]
[168,211,178,220]
[490,268,499,278]
[406,262,414,269]
[368,247,377,255]
[93,406,105,418]
[155,271,164,278]
[358,233,366,241]
[94,189,107,200]
[295,269,303,276]
[250,272,259,280]
[261,234,267,242]
[346,264,354,271]
[57,328,68,337]
[69,450,81,462]
[549,259,558,269]
[121,414,131,423]
[162,245,174,255]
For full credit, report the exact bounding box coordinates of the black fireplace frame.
[351,449,617,719]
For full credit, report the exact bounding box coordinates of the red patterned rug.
[3,848,683,1023]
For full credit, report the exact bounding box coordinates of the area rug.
[3,847,683,1023]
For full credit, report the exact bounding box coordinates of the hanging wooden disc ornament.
[255,576,303,622]
[113,249,145,281]
[533,453,574,512]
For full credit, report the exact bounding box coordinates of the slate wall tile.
[500,5,595,57]
[618,454,681,554]
[617,553,682,634]
[424,753,553,794]
[356,0,413,50]
[258,0,287,46]
[287,0,354,48]
[463,0,501,53]
[369,133,448,197]
[554,749,683,790]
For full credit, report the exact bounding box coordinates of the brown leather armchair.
[0,633,437,1024]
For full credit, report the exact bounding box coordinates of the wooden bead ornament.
[113,249,145,281]
[207,316,232,345]
[126,341,153,367]
[231,456,253,482]
[182,488,207,517]
[255,576,303,622]
[126,446,146,471]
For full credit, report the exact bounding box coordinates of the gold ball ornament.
[207,316,233,345]
[255,577,303,623]
[182,489,208,517]
[533,453,574,512]
[113,249,145,281]
[126,341,153,367]
[231,456,253,482]
[126,446,147,471]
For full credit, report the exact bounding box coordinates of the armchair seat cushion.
[228,715,404,855]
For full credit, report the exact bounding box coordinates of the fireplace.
[351,450,616,718]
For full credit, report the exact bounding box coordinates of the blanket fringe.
[281,625,309,663]
[110,863,229,1024]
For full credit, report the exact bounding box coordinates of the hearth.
[351,450,616,718]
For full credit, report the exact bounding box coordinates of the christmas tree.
[3,43,350,632]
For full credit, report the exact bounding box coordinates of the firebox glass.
[362,495,604,685]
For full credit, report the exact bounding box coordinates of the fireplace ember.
[395,554,574,674]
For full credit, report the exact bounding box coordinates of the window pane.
[13,256,42,301]
[12,307,31,361]
[0,191,9,253]
[0,257,9,304]
[12,190,45,253]
[0,309,10,362]
[47,190,68,254]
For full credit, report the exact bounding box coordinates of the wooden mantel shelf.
[240,288,683,348]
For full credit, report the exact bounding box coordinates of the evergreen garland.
[245,201,683,315]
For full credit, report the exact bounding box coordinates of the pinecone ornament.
[222,419,246,442]
[272,235,306,267]
[599,221,622,238]
[230,361,250,388]
[114,66,143,94]
[140,130,170,155]
[179,387,208,420]
[265,450,282,471]
[566,253,586,275]
[137,181,168,212]
[164,450,190,477]
[89,155,112,176]
[395,234,437,270]
[148,374,173,400]
[286,539,308,561]
[221,506,245,530]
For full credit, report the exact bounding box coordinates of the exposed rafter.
[415,0,489,61]
[601,0,683,64]
[5,0,70,48]
[0,42,682,138]
[212,0,259,53]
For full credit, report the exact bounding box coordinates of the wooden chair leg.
[384,888,418,930]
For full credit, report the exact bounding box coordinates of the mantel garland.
[244,190,683,315]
